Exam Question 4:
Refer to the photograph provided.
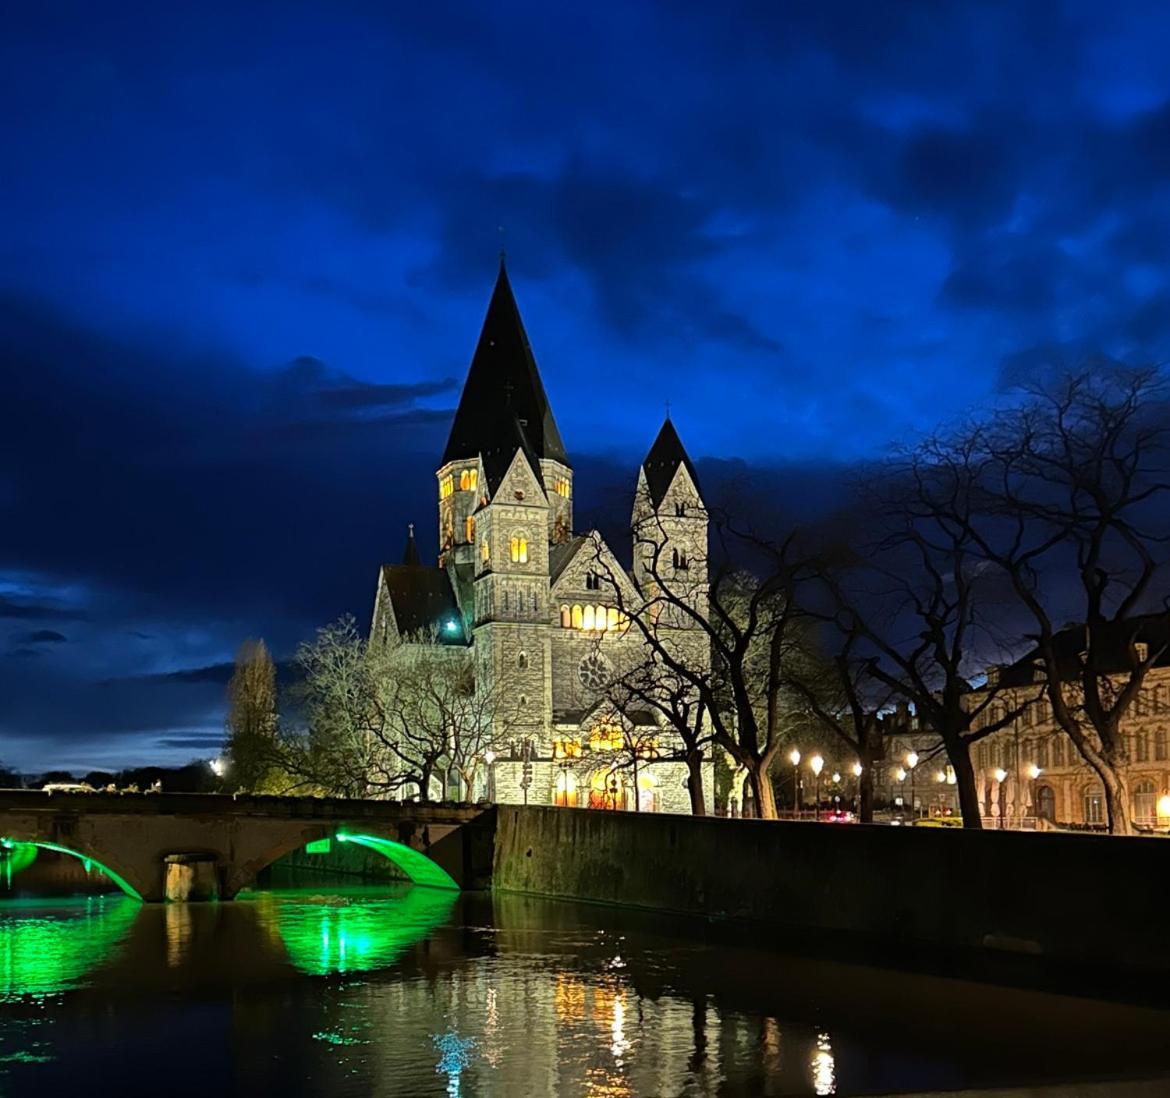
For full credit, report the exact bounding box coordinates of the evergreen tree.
[224,638,279,792]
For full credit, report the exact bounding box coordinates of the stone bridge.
[0,790,495,902]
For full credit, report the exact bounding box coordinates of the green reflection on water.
[241,886,457,977]
[0,841,38,888]
[0,895,139,1002]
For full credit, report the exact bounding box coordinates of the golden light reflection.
[812,1030,837,1095]
[554,974,586,1022]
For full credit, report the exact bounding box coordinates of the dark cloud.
[0,596,85,622]
[12,630,68,645]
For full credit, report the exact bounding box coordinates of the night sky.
[4,2,1170,771]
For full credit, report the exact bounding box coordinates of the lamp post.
[994,767,1007,828]
[852,761,863,820]
[905,751,919,820]
[809,755,824,820]
[484,750,496,803]
[1027,763,1041,827]
[789,748,801,818]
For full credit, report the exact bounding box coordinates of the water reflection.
[0,895,137,1002]
[0,886,1167,1096]
[239,884,457,976]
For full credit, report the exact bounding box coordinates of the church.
[370,261,714,814]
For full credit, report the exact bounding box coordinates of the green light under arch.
[0,838,142,901]
[335,832,459,891]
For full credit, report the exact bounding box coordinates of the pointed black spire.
[642,416,700,508]
[442,262,568,470]
[402,522,421,566]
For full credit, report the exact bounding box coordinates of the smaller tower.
[633,416,709,628]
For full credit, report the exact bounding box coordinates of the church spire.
[642,415,701,508]
[441,262,568,470]
[401,523,421,566]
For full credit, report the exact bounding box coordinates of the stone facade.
[371,263,715,815]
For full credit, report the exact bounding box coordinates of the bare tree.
[224,638,280,792]
[941,369,1170,834]
[818,455,1043,828]
[280,617,520,802]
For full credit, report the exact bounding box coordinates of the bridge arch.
[0,836,144,900]
[229,824,460,897]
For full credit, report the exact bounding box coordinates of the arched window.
[459,469,470,490]
[465,516,475,543]
[1083,784,1105,826]
[510,535,528,564]
[594,605,608,632]
[1156,728,1168,761]
[481,539,490,563]
[560,605,571,628]
[582,605,595,630]
[672,547,679,568]
[1036,737,1049,769]
[572,605,583,629]
[675,502,686,516]
[1035,785,1056,822]
[585,572,600,591]
[554,770,579,808]
[1133,780,1157,825]
[607,607,620,631]
[1136,729,1150,762]
[518,652,528,670]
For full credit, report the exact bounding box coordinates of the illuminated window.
[1133,780,1157,824]
[439,474,454,499]
[552,476,570,498]
[554,770,578,807]
[582,605,595,630]
[561,604,571,628]
[571,605,583,629]
[588,723,624,752]
[552,738,582,760]
[481,539,490,563]
[459,468,478,491]
[465,516,475,543]
[510,535,528,563]
[607,607,620,631]
[1136,641,1149,663]
[1136,729,1150,762]
[1083,784,1104,826]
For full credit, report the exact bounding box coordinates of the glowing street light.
[1027,763,1042,781]
[809,755,824,820]
[994,767,1007,784]
[905,752,919,819]
[852,762,863,777]
[209,757,226,779]
[789,749,802,817]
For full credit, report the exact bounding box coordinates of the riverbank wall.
[492,806,1170,977]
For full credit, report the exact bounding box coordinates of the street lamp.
[852,761,863,819]
[905,752,919,819]
[810,755,824,820]
[789,748,802,817]
[994,767,1007,828]
[484,750,496,803]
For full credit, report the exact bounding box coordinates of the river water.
[0,870,1168,1096]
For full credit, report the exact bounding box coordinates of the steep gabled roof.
[549,535,588,583]
[1000,612,1170,686]
[478,403,546,496]
[442,260,568,470]
[380,564,464,642]
[642,416,700,508]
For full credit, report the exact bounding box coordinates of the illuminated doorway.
[588,768,631,811]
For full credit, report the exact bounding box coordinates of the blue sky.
[4,1,1170,770]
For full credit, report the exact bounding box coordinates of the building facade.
[966,622,1170,829]
[370,261,714,814]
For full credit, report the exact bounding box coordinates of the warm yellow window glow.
[553,476,570,498]
[607,607,620,631]
[588,722,624,752]
[465,516,475,543]
[510,535,528,563]
[571,604,583,629]
[459,468,478,491]
[439,474,454,500]
[553,738,583,760]
[481,539,490,562]
[560,604,571,627]
[582,605,595,630]
[554,770,579,807]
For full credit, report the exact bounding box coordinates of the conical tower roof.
[642,415,700,508]
[442,260,568,469]
[401,523,421,566]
